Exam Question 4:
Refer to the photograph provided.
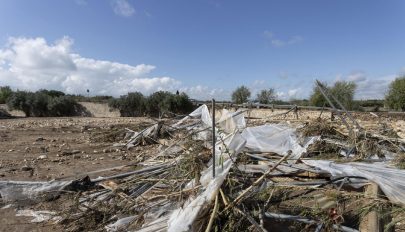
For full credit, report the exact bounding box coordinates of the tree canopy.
[256,88,276,104]
[385,76,405,111]
[231,86,251,104]
[309,81,357,110]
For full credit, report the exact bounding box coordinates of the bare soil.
[0,117,156,231]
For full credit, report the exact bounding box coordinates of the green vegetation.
[6,90,84,117]
[385,76,405,111]
[108,92,146,117]
[231,85,251,104]
[109,91,195,117]
[0,86,13,104]
[256,88,276,104]
[70,94,114,103]
[309,81,358,110]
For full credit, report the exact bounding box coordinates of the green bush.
[385,76,405,111]
[0,86,13,104]
[309,81,357,110]
[70,94,114,103]
[232,86,251,104]
[145,91,172,117]
[169,92,194,115]
[38,89,65,98]
[7,91,32,116]
[256,88,276,104]
[108,92,146,117]
[7,90,81,117]
[29,92,51,116]
[48,96,80,116]
[109,91,195,117]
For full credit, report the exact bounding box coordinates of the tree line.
[0,75,404,117]
[230,75,405,111]
[0,87,195,117]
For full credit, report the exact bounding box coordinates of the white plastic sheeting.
[217,109,246,133]
[166,106,313,232]
[105,216,138,232]
[168,132,246,232]
[142,105,314,232]
[303,160,405,206]
[0,180,71,203]
[16,209,62,223]
[173,105,211,128]
[241,124,317,162]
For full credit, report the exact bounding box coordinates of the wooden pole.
[212,99,216,178]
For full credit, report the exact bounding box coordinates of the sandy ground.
[0,109,404,231]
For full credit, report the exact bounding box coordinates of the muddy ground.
[0,110,404,231]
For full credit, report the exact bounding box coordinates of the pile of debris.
[1,103,405,232]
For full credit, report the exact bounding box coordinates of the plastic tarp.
[173,105,211,128]
[16,209,61,223]
[0,180,71,204]
[241,124,317,162]
[303,160,405,206]
[167,132,246,232]
[105,216,138,232]
[217,109,246,133]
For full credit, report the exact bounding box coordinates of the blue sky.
[0,0,404,100]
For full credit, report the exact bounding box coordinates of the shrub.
[38,89,65,98]
[146,91,174,117]
[108,92,146,117]
[385,76,405,111]
[309,81,357,110]
[7,90,81,117]
[48,96,80,116]
[109,91,195,117]
[7,91,32,116]
[29,92,51,116]
[309,81,328,107]
[232,86,251,104]
[256,88,276,104]
[0,86,13,104]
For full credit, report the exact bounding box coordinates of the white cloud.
[111,0,135,17]
[354,75,396,99]
[333,71,397,100]
[288,88,301,98]
[336,71,367,83]
[0,36,179,96]
[263,31,303,47]
[180,85,228,101]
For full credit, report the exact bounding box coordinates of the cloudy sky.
[0,0,404,100]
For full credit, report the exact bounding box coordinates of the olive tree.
[231,86,251,104]
[256,88,276,104]
[385,76,405,111]
[0,86,13,104]
[309,81,357,110]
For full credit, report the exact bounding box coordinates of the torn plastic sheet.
[168,132,246,232]
[16,209,62,223]
[241,124,318,162]
[168,159,233,232]
[217,109,246,133]
[173,105,211,128]
[303,160,405,206]
[0,180,71,203]
[105,215,138,232]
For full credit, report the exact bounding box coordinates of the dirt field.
[0,109,404,231]
[0,117,158,231]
